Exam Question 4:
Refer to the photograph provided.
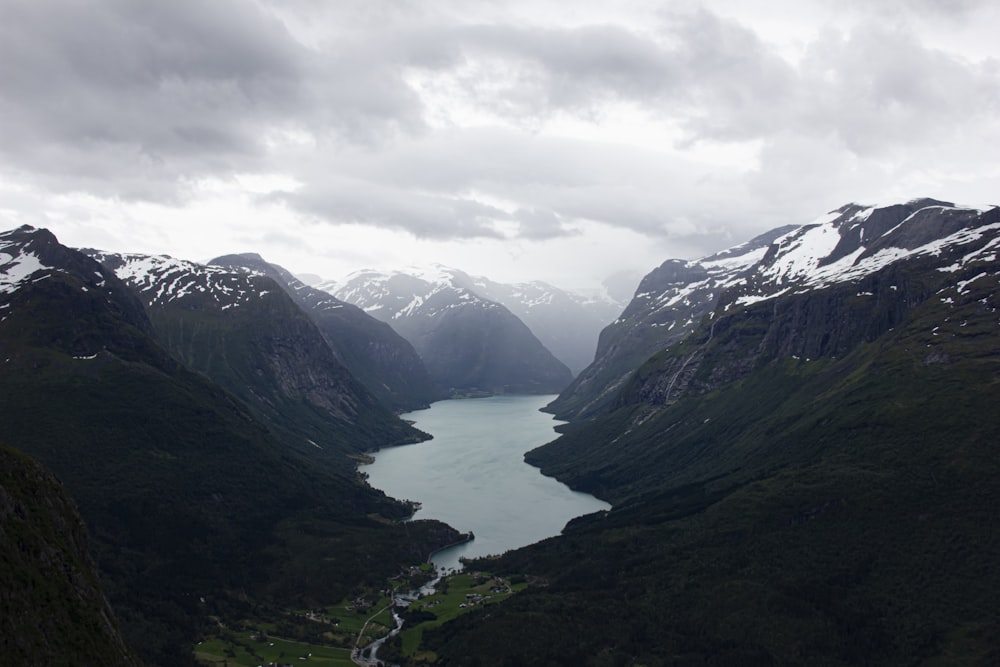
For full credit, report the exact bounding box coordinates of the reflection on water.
[364,395,610,570]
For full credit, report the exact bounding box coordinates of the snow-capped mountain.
[86,249,422,453]
[328,265,620,376]
[328,266,573,395]
[1,225,117,298]
[459,274,622,376]
[549,198,1000,420]
[1,227,60,295]
[726,198,1000,307]
[0,226,159,359]
[210,253,438,411]
[324,265,491,321]
[489,201,1000,667]
[0,225,456,665]
[85,250,273,310]
[548,224,795,419]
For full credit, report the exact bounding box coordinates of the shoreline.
[426,531,476,565]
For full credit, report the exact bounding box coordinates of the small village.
[193,565,527,667]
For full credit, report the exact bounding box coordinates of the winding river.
[364,394,610,570]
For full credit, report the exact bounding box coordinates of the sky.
[1,0,998,292]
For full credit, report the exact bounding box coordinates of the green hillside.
[415,244,1000,665]
[0,236,459,665]
[0,444,140,666]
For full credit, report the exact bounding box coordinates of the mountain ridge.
[330,265,574,394]
[86,248,426,459]
[413,199,1000,664]
[210,252,439,411]
[0,226,461,664]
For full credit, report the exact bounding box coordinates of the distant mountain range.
[454,271,623,376]
[327,266,578,394]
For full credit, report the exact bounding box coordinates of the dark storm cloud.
[277,124,750,243]
[0,0,426,199]
[0,0,306,197]
[2,0,998,253]
[381,10,795,134]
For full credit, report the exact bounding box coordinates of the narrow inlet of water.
[363,394,610,570]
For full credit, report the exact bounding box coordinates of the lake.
[363,394,610,570]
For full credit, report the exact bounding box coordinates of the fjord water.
[364,395,610,570]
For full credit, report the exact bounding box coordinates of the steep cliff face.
[527,199,1000,500]
[617,200,1000,410]
[88,250,425,457]
[210,253,439,411]
[0,444,139,666]
[547,225,794,419]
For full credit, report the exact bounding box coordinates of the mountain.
[402,200,1000,665]
[456,272,622,376]
[532,197,1000,497]
[329,266,573,395]
[0,226,460,664]
[546,224,796,420]
[0,444,139,666]
[209,253,438,411]
[86,249,425,462]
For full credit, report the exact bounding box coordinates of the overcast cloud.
[1,0,998,289]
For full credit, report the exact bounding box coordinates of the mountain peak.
[550,198,1000,420]
[332,266,573,393]
[209,253,439,410]
[86,250,278,311]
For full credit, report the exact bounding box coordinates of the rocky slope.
[624,198,1000,411]
[87,249,425,459]
[210,253,438,411]
[547,224,795,420]
[535,198,1000,494]
[329,266,573,394]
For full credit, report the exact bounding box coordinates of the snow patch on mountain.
[0,247,51,294]
[730,202,1000,307]
[90,251,266,309]
[760,222,845,286]
[329,264,618,376]
[331,266,500,322]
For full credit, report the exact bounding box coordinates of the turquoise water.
[363,395,610,570]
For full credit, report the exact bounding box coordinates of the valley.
[2,198,999,665]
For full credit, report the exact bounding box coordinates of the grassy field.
[394,572,527,661]
[194,634,354,666]
[193,566,527,665]
[193,593,396,666]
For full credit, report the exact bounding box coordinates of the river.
[363,394,610,570]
